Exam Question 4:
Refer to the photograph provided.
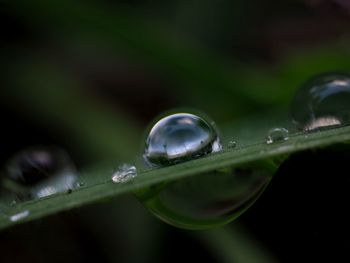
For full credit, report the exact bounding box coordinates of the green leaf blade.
[1,122,350,230]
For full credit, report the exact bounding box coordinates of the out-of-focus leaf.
[1,58,141,162]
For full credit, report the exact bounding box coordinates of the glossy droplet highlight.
[266,128,289,145]
[112,164,137,183]
[137,161,275,229]
[9,210,30,222]
[291,73,350,131]
[227,140,237,149]
[143,113,222,167]
[76,182,85,188]
[3,147,77,200]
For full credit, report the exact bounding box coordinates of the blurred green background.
[1,0,350,262]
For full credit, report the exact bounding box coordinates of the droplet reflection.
[137,161,275,229]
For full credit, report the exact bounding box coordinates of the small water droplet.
[143,113,222,167]
[227,140,237,149]
[76,182,85,188]
[291,72,350,131]
[3,147,78,200]
[112,164,137,183]
[9,210,30,222]
[266,128,289,145]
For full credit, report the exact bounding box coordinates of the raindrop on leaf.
[112,164,137,183]
[143,113,222,167]
[266,128,289,145]
[291,72,350,131]
[138,111,276,229]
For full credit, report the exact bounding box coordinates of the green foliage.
[1,1,350,262]
[1,115,350,230]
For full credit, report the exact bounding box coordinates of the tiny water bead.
[227,140,237,149]
[137,161,276,229]
[2,147,77,200]
[76,182,85,188]
[112,164,137,183]
[143,113,222,167]
[266,128,289,145]
[291,73,350,131]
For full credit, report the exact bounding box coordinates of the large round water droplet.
[139,111,275,229]
[137,161,275,229]
[143,113,222,167]
[291,73,350,131]
[2,147,77,200]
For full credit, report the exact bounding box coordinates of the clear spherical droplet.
[266,128,289,145]
[112,164,137,183]
[137,161,274,229]
[143,113,222,167]
[291,72,350,131]
[139,111,274,229]
[2,147,77,200]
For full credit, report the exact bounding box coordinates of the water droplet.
[3,147,78,200]
[76,182,85,188]
[266,128,289,145]
[138,111,274,229]
[112,164,137,183]
[137,161,275,229]
[9,210,30,222]
[227,140,237,149]
[291,72,350,131]
[143,113,222,167]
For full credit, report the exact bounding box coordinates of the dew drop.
[112,164,137,183]
[266,128,289,145]
[291,72,350,131]
[138,111,274,229]
[227,140,237,149]
[9,210,30,222]
[3,147,78,200]
[76,182,85,188]
[143,113,222,167]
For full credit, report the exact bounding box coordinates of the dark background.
[1,0,350,262]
